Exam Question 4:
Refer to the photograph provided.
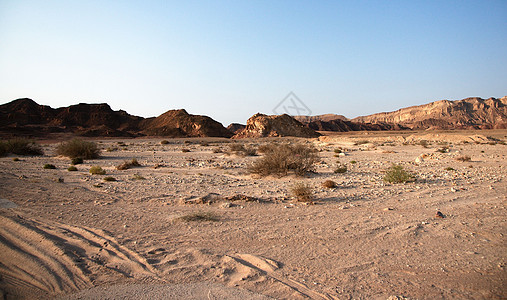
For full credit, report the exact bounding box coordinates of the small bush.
[103,176,116,182]
[229,143,256,156]
[117,158,141,170]
[4,139,43,156]
[354,140,369,146]
[106,147,118,152]
[350,160,357,164]
[291,182,313,202]
[334,149,342,153]
[455,155,471,162]
[322,180,337,189]
[57,139,100,159]
[71,157,84,165]
[12,157,20,161]
[43,164,56,169]
[178,211,219,222]
[418,140,429,148]
[160,140,169,145]
[181,148,191,153]
[67,166,78,171]
[131,174,145,180]
[0,141,7,157]
[200,141,209,146]
[184,140,192,145]
[383,165,415,184]
[445,167,455,171]
[249,143,318,177]
[89,166,106,175]
[334,165,347,173]
[212,147,223,153]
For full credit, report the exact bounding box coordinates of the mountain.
[141,109,233,138]
[306,119,408,132]
[0,98,232,138]
[233,113,320,139]
[226,123,246,134]
[293,114,348,123]
[353,96,507,130]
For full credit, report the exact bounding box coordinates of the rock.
[233,113,320,138]
[435,211,445,218]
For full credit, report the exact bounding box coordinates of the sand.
[0,131,506,299]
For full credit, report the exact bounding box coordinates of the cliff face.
[0,99,232,138]
[233,113,320,139]
[353,96,507,129]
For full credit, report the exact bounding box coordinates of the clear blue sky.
[1,0,506,126]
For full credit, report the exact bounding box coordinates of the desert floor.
[0,130,506,299]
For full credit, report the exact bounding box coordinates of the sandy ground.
[0,131,506,299]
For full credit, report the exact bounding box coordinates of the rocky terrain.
[0,131,506,299]
[0,99,232,138]
[233,113,321,138]
[353,96,507,130]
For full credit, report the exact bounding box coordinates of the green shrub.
[160,140,169,145]
[350,160,357,164]
[89,166,106,175]
[67,166,78,171]
[383,165,415,184]
[291,182,313,202]
[445,167,455,171]
[4,138,43,156]
[43,164,56,169]
[334,149,342,153]
[103,176,116,182]
[12,157,20,161]
[249,143,318,177]
[334,165,347,173]
[131,174,145,180]
[57,139,100,159]
[71,157,84,165]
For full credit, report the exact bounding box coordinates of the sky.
[0,0,506,126]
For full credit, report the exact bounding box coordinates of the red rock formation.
[233,113,320,138]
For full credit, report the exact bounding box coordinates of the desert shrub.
[200,141,209,146]
[383,165,415,184]
[67,166,78,171]
[106,147,118,152]
[350,160,357,164]
[89,166,106,175]
[57,139,100,159]
[43,163,56,169]
[131,174,145,180]
[334,165,347,173]
[354,140,369,146]
[334,149,342,153]
[116,158,141,170]
[291,182,313,202]
[160,140,169,145]
[445,167,455,171]
[418,140,429,148]
[0,141,8,157]
[322,180,337,189]
[178,211,219,222]
[249,143,318,177]
[455,155,471,162]
[103,176,116,182]
[212,147,223,153]
[12,157,20,161]
[4,138,43,156]
[71,157,84,165]
[181,148,191,153]
[184,140,192,145]
[229,143,256,156]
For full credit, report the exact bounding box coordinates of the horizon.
[1,1,506,126]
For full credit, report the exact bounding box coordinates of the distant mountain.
[226,123,246,134]
[0,98,232,138]
[353,96,507,130]
[233,113,320,139]
[306,119,408,132]
[293,114,348,123]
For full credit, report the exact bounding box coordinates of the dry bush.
[89,166,106,175]
[322,180,337,189]
[67,166,78,171]
[212,147,223,153]
[334,165,347,173]
[354,140,369,146]
[160,140,169,145]
[43,164,56,169]
[103,176,116,182]
[57,139,100,159]
[229,143,256,156]
[2,139,43,156]
[249,143,318,177]
[116,158,141,170]
[181,148,191,153]
[291,182,313,202]
[383,165,415,184]
[131,174,145,180]
[455,155,471,162]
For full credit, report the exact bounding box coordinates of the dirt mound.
[233,113,320,138]
[141,109,232,138]
[353,96,507,129]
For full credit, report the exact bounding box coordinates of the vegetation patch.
[67,166,78,171]
[178,211,219,222]
[322,180,337,189]
[1,139,43,156]
[116,158,141,170]
[89,166,106,175]
[334,165,348,173]
[249,143,318,177]
[291,182,314,202]
[383,165,415,184]
[43,164,56,169]
[229,143,256,156]
[131,174,146,180]
[103,176,116,182]
[455,155,471,162]
[160,140,169,145]
[57,139,100,159]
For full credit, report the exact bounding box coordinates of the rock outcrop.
[293,114,348,123]
[226,123,246,134]
[353,96,507,130]
[233,113,320,139]
[306,119,408,132]
[141,109,233,138]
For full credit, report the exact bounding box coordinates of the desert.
[1,129,506,299]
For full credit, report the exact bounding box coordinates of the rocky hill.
[226,123,246,135]
[233,113,320,138]
[293,114,348,123]
[0,98,232,138]
[306,119,408,132]
[353,96,507,130]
